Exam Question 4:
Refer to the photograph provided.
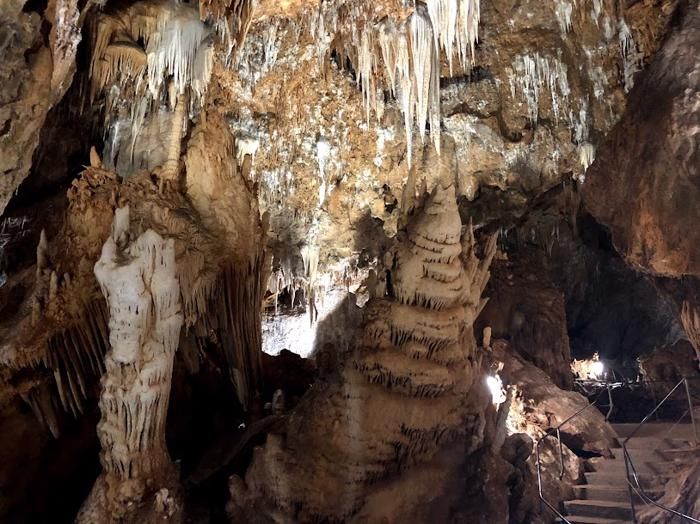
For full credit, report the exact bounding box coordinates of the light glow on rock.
[487,374,507,406]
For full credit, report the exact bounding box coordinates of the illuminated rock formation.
[77,206,183,523]
[228,185,497,522]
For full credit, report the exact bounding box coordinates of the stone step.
[594,459,677,475]
[656,446,700,460]
[564,500,633,520]
[584,471,666,488]
[573,484,662,503]
[607,445,700,470]
[557,516,632,524]
[593,459,657,473]
[610,447,664,461]
[611,423,696,440]
[616,437,691,450]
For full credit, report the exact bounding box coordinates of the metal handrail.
[573,379,615,420]
[535,390,607,523]
[622,377,700,523]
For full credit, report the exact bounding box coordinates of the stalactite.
[320,0,481,167]
[87,0,224,177]
[508,51,571,124]
[19,381,62,438]
[159,91,186,187]
[45,300,110,417]
[183,110,266,409]
[618,18,642,92]
[207,257,264,409]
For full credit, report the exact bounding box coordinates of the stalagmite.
[77,206,184,523]
[228,185,497,522]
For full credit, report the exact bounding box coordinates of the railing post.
[623,446,638,523]
[535,442,543,514]
[650,386,660,420]
[557,428,565,480]
[606,382,613,421]
[683,378,699,445]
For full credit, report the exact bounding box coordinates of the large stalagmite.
[77,206,183,523]
[228,185,497,522]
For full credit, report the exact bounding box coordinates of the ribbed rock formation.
[77,206,183,523]
[228,185,497,522]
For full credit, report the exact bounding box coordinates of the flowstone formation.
[77,207,183,523]
[228,185,497,522]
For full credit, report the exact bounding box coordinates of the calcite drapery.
[77,206,183,523]
[228,185,497,522]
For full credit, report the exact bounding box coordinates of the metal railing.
[535,390,608,523]
[575,379,616,420]
[621,377,700,523]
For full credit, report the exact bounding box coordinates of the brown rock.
[583,2,700,277]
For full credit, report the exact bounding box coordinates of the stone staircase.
[557,423,699,524]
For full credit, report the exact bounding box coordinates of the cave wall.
[0,0,83,214]
[583,0,699,278]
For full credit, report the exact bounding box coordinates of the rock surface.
[0,0,82,214]
[583,1,700,277]
[0,0,692,521]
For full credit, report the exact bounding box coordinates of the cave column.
[77,206,183,522]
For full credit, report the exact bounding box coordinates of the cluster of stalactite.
[85,0,255,180]
[46,300,110,418]
[191,256,265,409]
[228,185,497,522]
[318,0,480,167]
[0,216,112,436]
